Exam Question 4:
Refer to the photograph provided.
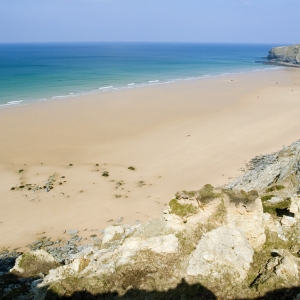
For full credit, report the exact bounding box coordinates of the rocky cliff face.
[268,44,300,66]
[4,140,300,299]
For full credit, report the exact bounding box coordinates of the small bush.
[265,185,285,193]
[187,190,196,197]
[224,189,258,205]
[138,181,146,187]
[214,200,227,223]
[116,181,124,189]
[261,195,275,202]
[196,184,218,205]
[102,171,109,177]
[169,199,198,217]
[128,166,135,170]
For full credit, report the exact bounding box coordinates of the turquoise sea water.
[0,43,279,107]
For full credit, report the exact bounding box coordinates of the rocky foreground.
[267,44,300,67]
[3,140,300,299]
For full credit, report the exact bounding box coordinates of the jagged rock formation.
[227,139,300,193]
[4,139,300,299]
[268,44,300,66]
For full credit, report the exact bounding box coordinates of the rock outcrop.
[4,139,300,299]
[227,139,300,195]
[187,225,254,280]
[268,44,300,66]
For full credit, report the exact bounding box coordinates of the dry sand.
[1,67,300,250]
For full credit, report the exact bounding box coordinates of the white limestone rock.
[102,224,140,246]
[267,197,283,204]
[102,225,125,244]
[273,249,299,281]
[227,198,266,250]
[187,225,254,280]
[290,196,300,219]
[117,234,178,265]
[281,215,297,227]
[37,233,178,293]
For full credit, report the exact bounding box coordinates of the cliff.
[268,44,300,66]
[3,139,300,299]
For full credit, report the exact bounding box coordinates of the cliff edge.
[3,139,300,299]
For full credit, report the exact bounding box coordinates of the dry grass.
[169,199,198,217]
[223,189,258,206]
[11,253,60,278]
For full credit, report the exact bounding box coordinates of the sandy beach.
[0,67,300,250]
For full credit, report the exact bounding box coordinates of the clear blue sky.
[1,0,299,44]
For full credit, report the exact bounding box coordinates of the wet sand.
[1,67,300,250]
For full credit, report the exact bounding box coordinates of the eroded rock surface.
[187,225,254,280]
[227,139,300,194]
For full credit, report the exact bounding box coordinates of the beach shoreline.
[1,67,300,251]
[0,43,278,107]
[0,64,283,110]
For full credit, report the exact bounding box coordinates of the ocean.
[0,43,279,107]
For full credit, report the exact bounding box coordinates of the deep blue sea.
[0,43,279,107]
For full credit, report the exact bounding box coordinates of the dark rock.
[268,44,300,66]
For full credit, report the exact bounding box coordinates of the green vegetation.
[175,184,218,203]
[169,199,198,217]
[183,190,196,198]
[261,195,275,202]
[12,253,60,278]
[265,185,285,193]
[128,166,135,170]
[176,231,197,255]
[196,184,218,204]
[213,200,227,223]
[224,189,258,205]
[262,197,292,215]
[116,181,124,189]
[102,171,109,177]
[246,229,298,293]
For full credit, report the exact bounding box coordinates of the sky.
[0,0,299,44]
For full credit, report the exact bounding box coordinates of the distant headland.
[267,44,300,67]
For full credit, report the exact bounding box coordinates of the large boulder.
[187,225,254,280]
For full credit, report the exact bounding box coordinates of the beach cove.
[1,67,300,250]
